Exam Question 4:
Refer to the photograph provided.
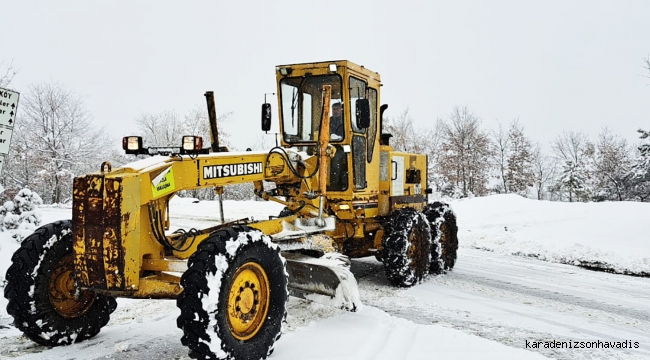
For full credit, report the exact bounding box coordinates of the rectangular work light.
[122,136,143,154]
[182,136,203,152]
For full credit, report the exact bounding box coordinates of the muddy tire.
[423,201,459,272]
[3,220,117,346]
[177,225,288,360]
[381,207,432,287]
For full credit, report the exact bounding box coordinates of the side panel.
[387,151,427,212]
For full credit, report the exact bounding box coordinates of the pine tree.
[629,129,650,201]
[505,121,534,196]
[559,160,588,202]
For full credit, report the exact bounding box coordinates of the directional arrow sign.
[0,87,19,128]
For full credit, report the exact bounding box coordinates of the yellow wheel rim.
[226,262,270,341]
[48,255,96,318]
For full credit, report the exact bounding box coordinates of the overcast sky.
[2,1,649,151]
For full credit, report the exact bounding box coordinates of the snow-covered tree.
[505,121,534,196]
[0,60,17,88]
[439,106,492,197]
[135,106,232,149]
[0,188,42,235]
[558,160,589,202]
[134,106,234,200]
[3,82,112,204]
[135,110,186,147]
[629,129,650,201]
[385,108,431,155]
[552,131,593,202]
[592,128,632,201]
[531,144,556,200]
[384,108,445,193]
[490,120,510,193]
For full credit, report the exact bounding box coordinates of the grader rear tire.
[3,220,117,346]
[423,202,459,272]
[381,208,432,287]
[177,225,288,360]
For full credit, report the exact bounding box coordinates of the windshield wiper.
[290,76,307,127]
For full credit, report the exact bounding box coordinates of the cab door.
[391,155,405,196]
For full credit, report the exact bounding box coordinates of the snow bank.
[4,194,648,359]
[450,194,650,276]
[273,305,547,360]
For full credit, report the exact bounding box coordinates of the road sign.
[0,87,19,128]
[0,126,13,154]
[0,87,19,162]
[0,87,19,176]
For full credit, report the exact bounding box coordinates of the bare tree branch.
[0,60,18,88]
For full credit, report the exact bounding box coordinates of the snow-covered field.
[1,195,649,359]
[453,194,650,276]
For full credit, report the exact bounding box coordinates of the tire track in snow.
[349,252,650,360]
[450,271,650,323]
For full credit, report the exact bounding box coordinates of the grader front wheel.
[4,220,117,346]
[48,255,97,318]
[177,226,288,360]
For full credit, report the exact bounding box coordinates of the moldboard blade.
[283,253,362,311]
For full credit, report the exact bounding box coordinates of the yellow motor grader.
[4,60,458,360]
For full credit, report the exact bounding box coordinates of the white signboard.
[0,87,19,160]
[0,87,19,129]
[0,127,13,154]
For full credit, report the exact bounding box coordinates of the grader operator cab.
[4,60,458,360]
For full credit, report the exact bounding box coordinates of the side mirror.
[355,99,370,129]
[261,103,272,132]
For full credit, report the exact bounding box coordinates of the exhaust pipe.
[204,91,220,153]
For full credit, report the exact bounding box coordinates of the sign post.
[0,87,19,177]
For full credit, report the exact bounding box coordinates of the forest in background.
[1,58,649,204]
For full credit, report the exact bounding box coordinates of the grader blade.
[283,253,362,312]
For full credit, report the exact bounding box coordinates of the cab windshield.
[280,74,343,144]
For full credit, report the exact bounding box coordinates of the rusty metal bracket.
[101,161,112,173]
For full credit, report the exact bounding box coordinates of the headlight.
[122,136,143,154]
[182,136,203,152]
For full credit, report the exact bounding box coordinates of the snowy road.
[2,197,649,359]
[2,247,648,359]
[351,248,650,360]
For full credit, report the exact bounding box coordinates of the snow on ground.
[449,194,650,276]
[1,194,649,359]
